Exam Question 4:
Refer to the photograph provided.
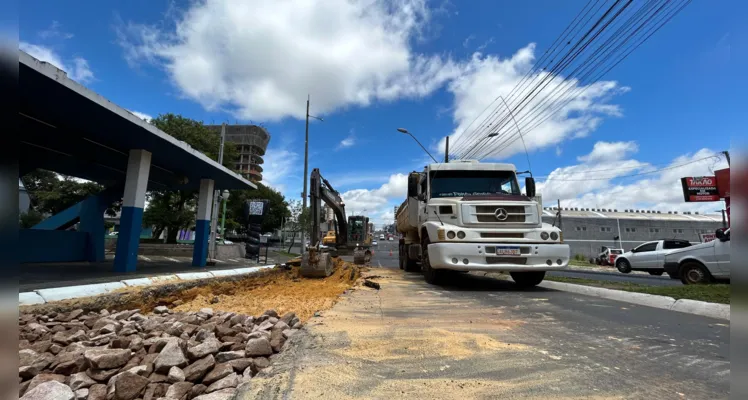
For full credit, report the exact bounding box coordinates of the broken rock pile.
[19,306,302,400]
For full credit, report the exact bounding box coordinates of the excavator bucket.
[300,249,334,278]
[353,248,372,265]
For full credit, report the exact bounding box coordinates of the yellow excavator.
[297,168,373,277]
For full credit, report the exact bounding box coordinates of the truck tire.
[616,259,632,273]
[421,236,444,284]
[680,262,712,285]
[398,243,405,270]
[510,271,545,288]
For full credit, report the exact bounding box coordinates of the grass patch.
[274,250,300,258]
[545,276,730,304]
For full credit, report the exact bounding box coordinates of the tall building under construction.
[205,124,270,182]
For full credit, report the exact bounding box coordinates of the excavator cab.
[348,216,373,264]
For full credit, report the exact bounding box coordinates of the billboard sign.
[699,232,716,243]
[715,168,730,198]
[681,176,720,202]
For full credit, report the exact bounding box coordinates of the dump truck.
[396,160,570,286]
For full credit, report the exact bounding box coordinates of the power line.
[535,154,719,181]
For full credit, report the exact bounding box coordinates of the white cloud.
[536,142,728,214]
[38,21,74,40]
[129,110,152,122]
[340,173,408,218]
[440,44,627,160]
[20,42,94,83]
[116,0,465,121]
[336,134,356,150]
[262,147,301,195]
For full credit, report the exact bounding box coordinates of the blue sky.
[20,0,741,227]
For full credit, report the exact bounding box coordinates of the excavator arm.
[309,168,348,248]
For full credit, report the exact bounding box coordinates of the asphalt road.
[370,240,682,286]
[242,242,730,399]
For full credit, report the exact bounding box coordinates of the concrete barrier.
[671,299,730,320]
[120,278,155,287]
[175,272,214,280]
[209,269,241,277]
[36,282,127,303]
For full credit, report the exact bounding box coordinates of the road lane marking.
[138,255,151,262]
[164,257,179,262]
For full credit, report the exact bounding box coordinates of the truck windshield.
[430,170,520,198]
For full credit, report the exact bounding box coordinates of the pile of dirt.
[170,260,362,322]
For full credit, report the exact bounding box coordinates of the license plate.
[496,246,521,256]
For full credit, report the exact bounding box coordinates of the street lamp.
[396,128,438,163]
[301,95,324,254]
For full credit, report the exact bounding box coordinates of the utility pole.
[209,123,226,261]
[557,199,563,232]
[444,136,449,163]
[301,96,310,253]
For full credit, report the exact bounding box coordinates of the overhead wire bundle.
[448,0,693,163]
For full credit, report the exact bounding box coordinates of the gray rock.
[112,371,149,400]
[202,363,233,385]
[269,329,286,352]
[153,306,169,315]
[153,339,188,373]
[247,331,270,340]
[282,329,295,339]
[198,308,214,318]
[142,383,169,400]
[87,384,106,400]
[167,366,185,383]
[74,388,88,400]
[228,358,253,373]
[96,324,117,335]
[205,373,239,393]
[252,357,270,371]
[189,384,207,399]
[192,389,236,400]
[256,320,274,331]
[165,381,193,399]
[186,339,220,360]
[182,355,215,382]
[84,348,132,370]
[126,365,150,377]
[245,337,272,357]
[214,350,245,363]
[19,348,39,367]
[262,309,278,318]
[20,365,41,380]
[26,374,66,393]
[86,368,120,382]
[279,312,296,326]
[272,321,290,332]
[69,372,97,390]
[242,367,252,379]
[21,380,74,400]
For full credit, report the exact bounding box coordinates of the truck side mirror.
[525,177,536,197]
[407,173,420,198]
[715,228,726,240]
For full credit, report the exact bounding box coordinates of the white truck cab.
[663,228,730,284]
[396,161,570,287]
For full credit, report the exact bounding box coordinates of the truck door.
[712,230,731,274]
[630,242,658,269]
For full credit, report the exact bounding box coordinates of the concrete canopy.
[19,50,256,192]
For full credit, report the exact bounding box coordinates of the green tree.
[225,182,290,235]
[142,114,239,243]
[21,169,121,220]
[285,200,310,252]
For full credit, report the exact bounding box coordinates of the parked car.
[664,228,730,284]
[372,240,378,246]
[615,239,692,278]
[596,247,624,266]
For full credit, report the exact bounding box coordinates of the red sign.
[700,233,716,243]
[715,168,730,198]
[681,176,720,202]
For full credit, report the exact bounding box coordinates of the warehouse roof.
[541,207,722,223]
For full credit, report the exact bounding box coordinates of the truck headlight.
[457,231,466,239]
[541,232,549,240]
[447,231,456,239]
[550,232,559,241]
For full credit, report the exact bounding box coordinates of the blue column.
[193,178,214,267]
[114,149,151,273]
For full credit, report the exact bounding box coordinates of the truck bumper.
[663,262,679,276]
[427,242,570,271]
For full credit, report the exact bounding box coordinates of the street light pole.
[209,123,226,261]
[301,95,323,252]
[396,128,438,163]
[220,190,229,242]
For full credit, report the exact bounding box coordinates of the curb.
[19,265,276,306]
[539,280,730,321]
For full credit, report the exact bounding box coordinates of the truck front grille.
[480,232,524,239]
[474,205,527,223]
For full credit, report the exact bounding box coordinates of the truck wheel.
[616,259,632,274]
[510,271,546,288]
[680,262,712,285]
[404,253,420,272]
[648,270,664,276]
[398,244,405,270]
[421,236,444,284]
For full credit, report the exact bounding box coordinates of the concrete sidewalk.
[19,251,292,292]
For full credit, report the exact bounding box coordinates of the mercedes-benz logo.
[494,208,508,221]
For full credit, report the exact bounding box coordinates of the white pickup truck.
[614,239,692,278]
[663,228,730,284]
